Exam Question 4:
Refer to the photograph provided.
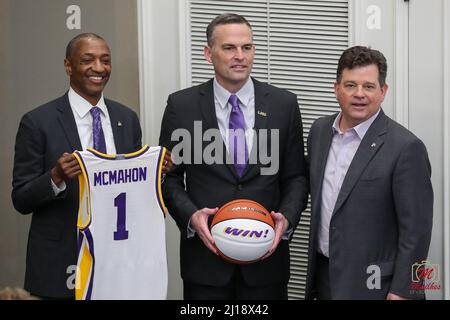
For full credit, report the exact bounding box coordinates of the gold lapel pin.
[257,111,267,117]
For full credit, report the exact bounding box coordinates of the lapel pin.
[257,111,267,117]
[371,142,376,148]
[117,121,123,127]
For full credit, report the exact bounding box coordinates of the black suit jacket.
[12,93,142,298]
[159,78,308,287]
[305,110,433,299]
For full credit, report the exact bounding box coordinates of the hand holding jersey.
[73,146,168,300]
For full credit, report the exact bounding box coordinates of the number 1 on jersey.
[114,193,129,240]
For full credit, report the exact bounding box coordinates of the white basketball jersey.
[73,145,167,300]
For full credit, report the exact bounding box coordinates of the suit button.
[237,184,243,191]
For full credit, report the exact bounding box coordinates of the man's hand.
[387,293,408,300]
[261,212,290,260]
[162,150,173,174]
[190,207,219,255]
[51,153,81,185]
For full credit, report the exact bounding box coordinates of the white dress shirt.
[68,87,116,154]
[318,109,381,257]
[188,78,256,237]
[213,77,255,154]
[51,88,117,194]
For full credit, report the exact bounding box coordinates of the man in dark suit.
[12,33,171,299]
[305,46,433,300]
[159,13,308,300]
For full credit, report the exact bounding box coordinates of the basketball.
[210,199,275,264]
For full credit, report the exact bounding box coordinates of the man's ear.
[333,81,339,97]
[204,45,212,64]
[381,83,389,97]
[64,58,72,76]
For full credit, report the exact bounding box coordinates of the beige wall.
[0,0,139,289]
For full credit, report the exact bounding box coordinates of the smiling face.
[334,64,388,131]
[204,23,255,93]
[64,37,111,106]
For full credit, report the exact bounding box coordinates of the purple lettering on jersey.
[139,167,147,181]
[124,168,132,182]
[117,170,124,184]
[109,170,117,184]
[114,193,129,241]
[94,172,102,186]
[93,168,147,186]
[102,171,109,186]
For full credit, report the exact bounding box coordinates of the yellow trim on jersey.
[157,147,168,218]
[125,144,150,158]
[87,144,150,159]
[73,152,92,230]
[75,239,93,300]
[85,148,117,159]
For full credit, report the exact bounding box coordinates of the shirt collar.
[213,77,254,110]
[332,108,381,140]
[68,87,107,118]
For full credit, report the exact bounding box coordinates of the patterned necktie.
[90,107,107,153]
[228,94,248,178]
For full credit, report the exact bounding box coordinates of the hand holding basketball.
[261,212,290,260]
[190,207,219,255]
[210,199,276,264]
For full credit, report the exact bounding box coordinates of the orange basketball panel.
[211,199,274,228]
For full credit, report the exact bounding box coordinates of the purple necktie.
[90,107,107,153]
[229,94,248,178]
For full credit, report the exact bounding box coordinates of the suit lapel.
[314,115,336,197]
[332,111,388,216]
[241,78,269,181]
[199,80,236,177]
[309,115,335,226]
[253,79,269,131]
[57,93,82,152]
[199,80,220,131]
[106,101,124,153]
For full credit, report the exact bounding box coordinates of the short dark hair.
[65,33,106,59]
[206,13,252,46]
[336,46,388,87]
